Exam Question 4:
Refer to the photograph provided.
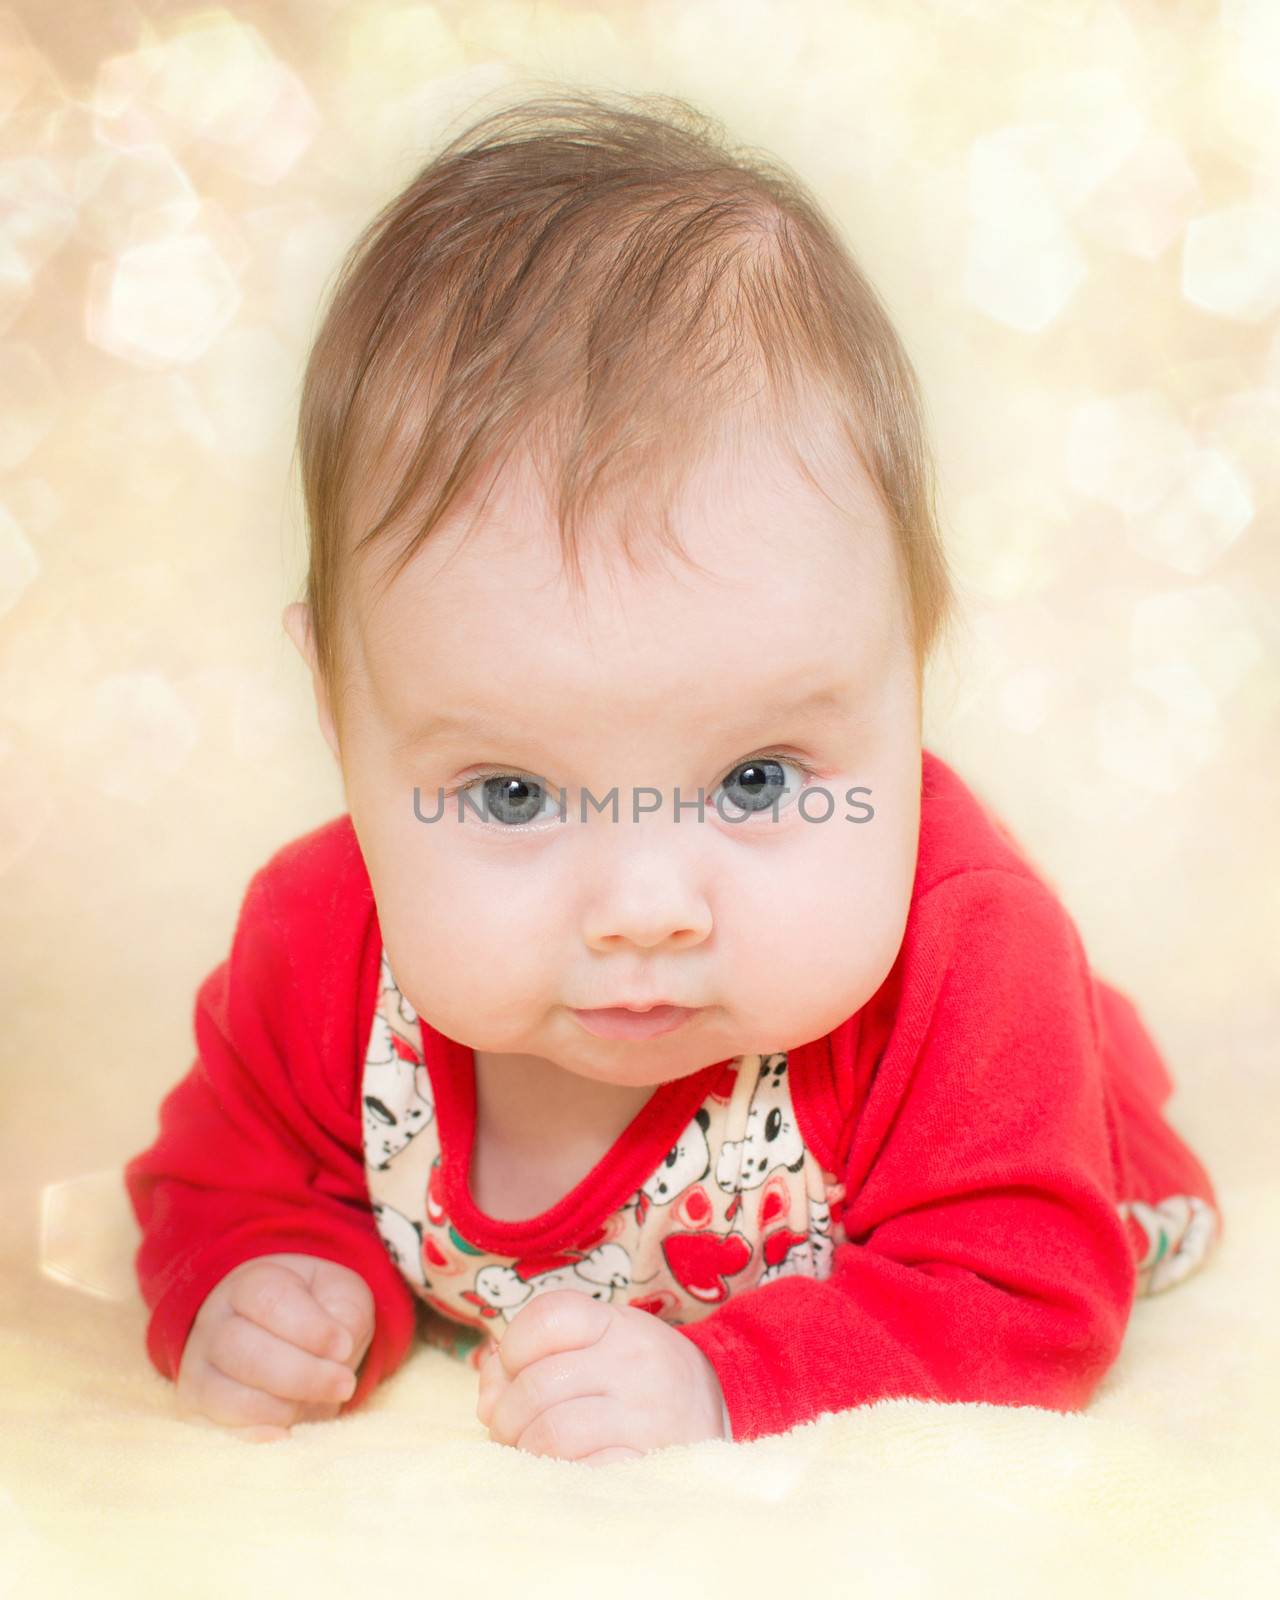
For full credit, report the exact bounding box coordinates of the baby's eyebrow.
[395,709,520,751]
[709,682,852,736]
[395,682,851,754]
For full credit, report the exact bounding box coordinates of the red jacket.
[124,748,1221,1441]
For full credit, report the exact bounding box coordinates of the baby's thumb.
[307,1259,375,1362]
[318,1300,368,1364]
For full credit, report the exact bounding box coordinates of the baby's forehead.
[362,416,892,611]
[362,483,884,668]
[338,399,911,741]
[349,472,904,754]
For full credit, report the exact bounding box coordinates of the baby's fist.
[476,1292,729,1464]
[177,1252,375,1442]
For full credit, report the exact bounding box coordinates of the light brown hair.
[295,86,955,715]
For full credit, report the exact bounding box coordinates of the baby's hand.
[176,1252,375,1443]
[475,1290,728,1466]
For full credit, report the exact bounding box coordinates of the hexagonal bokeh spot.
[74,143,202,253]
[964,126,1088,332]
[1182,201,1280,322]
[86,232,242,367]
[1064,391,1194,516]
[1074,132,1201,261]
[1129,447,1254,577]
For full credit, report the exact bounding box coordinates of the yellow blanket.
[2,1160,1275,1599]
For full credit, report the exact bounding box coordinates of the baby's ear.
[282,602,341,763]
[281,602,316,673]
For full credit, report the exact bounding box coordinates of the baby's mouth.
[568,1004,701,1041]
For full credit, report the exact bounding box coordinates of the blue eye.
[464,774,559,827]
[714,757,808,819]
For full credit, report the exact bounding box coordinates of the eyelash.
[442,752,821,817]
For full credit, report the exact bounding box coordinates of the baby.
[125,89,1223,1462]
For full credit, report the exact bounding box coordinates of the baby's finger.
[485,1346,621,1453]
[476,1343,511,1427]
[228,1265,354,1363]
[208,1315,359,1406]
[292,1397,343,1426]
[181,1363,300,1430]
[495,1290,610,1383]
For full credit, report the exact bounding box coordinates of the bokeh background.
[1,0,1277,1574]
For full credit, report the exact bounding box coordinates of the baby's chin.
[545,1010,819,1086]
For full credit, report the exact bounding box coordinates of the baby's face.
[304,415,922,1088]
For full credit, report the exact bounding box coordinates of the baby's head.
[284,89,955,1085]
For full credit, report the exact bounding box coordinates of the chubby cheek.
[721,792,917,1046]
[364,823,562,1046]
[716,893,884,1051]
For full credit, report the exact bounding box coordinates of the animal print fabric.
[362,951,849,1365]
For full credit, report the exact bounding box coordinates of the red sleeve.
[677,868,1139,1443]
[123,863,418,1413]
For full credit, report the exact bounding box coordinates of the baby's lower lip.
[569,1005,700,1040]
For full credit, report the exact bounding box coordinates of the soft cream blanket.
[2,1163,1275,1600]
